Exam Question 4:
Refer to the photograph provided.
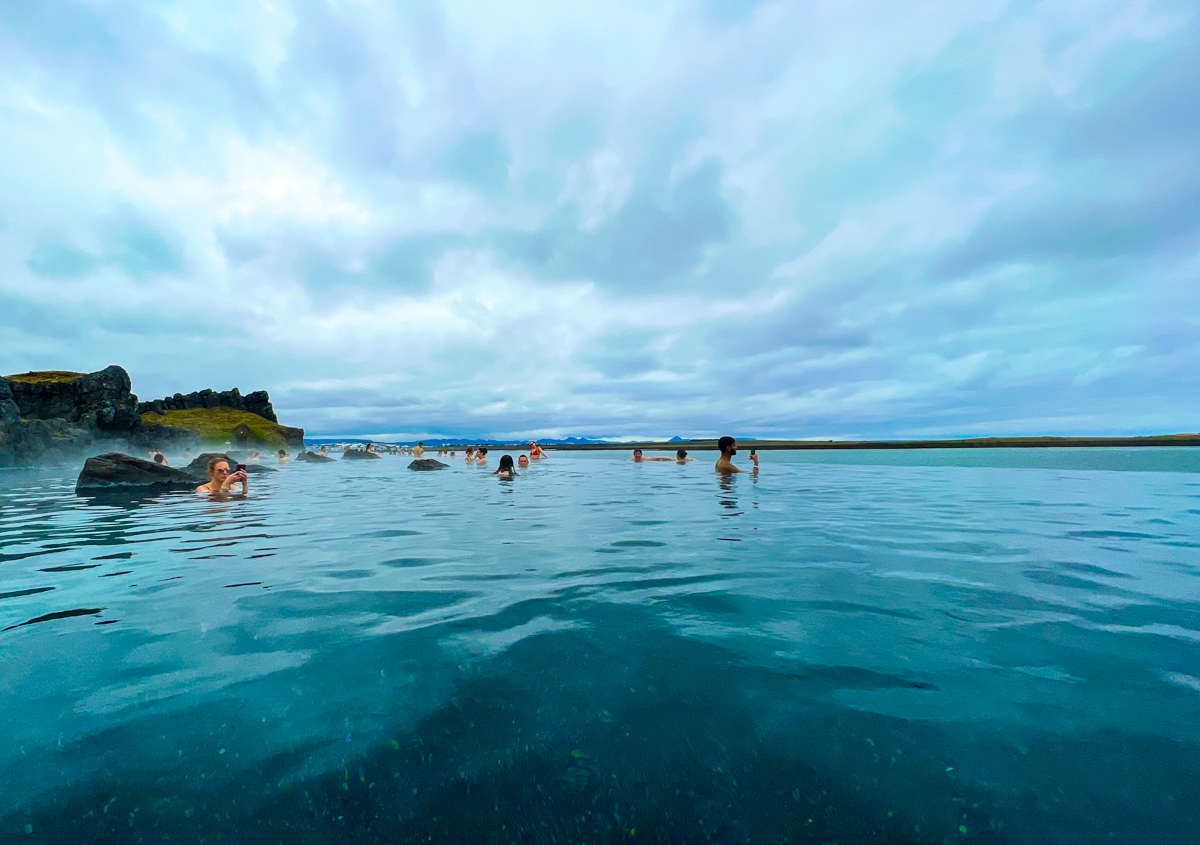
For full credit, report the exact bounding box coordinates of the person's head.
[153,452,165,464]
[718,436,736,456]
[498,454,515,473]
[466,446,475,456]
[478,447,488,457]
[207,458,231,481]
[677,449,687,460]
[320,445,327,453]
[418,441,423,447]
[632,449,643,461]
[278,449,286,458]
[518,454,530,468]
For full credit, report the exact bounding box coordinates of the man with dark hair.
[715,436,758,474]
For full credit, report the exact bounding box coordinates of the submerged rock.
[297,451,334,463]
[408,459,449,471]
[343,450,382,460]
[77,453,201,489]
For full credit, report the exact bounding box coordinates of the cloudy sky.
[1,1,1197,440]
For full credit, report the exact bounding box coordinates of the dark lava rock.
[0,379,94,467]
[8,365,139,433]
[77,453,202,490]
[297,451,334,463]
[186,453,276,474]
[408,459,449,471]
[343,450,382,460]
[232,423,253,446]
[136,386,278,423]
[276,425,305,447]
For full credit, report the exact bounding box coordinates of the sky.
[1,0,1198,441]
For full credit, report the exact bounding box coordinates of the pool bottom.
[6,602,1195,845]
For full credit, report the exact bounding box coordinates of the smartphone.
[236,464,247,473]
[749,449,756,456]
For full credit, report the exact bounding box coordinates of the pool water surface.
[1,448,1198,843]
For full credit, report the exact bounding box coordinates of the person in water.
[630,448,672,462]
[529,441,548,459]
[319,445,329,456]
[475,447,488,466]
[715,436,758,474]
[676,449,695,463]
[465,446,476,463]
[196,458,248,494]
[413,441,425,457]
[518,454,530,468]
[277,449,289,464]
[494,454,517,478]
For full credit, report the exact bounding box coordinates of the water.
[1,448,1198,844]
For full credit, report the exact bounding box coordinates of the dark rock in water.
[408,459,449,471]
[297,451,334,463]
[77,453,201,489]
[186,453,276,474]
[232,423,253,446]
[343,450,382,460]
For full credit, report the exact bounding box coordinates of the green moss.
[6,370,85,384]
[141,407,292,446]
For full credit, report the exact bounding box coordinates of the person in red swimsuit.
[528,441,549,459]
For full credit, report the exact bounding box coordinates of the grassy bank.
[141,407,295,446]
[5,371,85,384]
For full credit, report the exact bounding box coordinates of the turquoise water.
[1,448,1198,843]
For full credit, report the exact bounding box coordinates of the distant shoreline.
[307,434,1200,451]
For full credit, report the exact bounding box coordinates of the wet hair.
[677,449,687,459]
[466,446,475,455]
[633,449,643,456]
[207,458,229,477]
[278,449,286,457]
[153,453,165,464]
[478,447,488,456]
[498,455,515,473]
[717,436,736,455]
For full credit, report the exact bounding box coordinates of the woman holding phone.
[196,458,249,494]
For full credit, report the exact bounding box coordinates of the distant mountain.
[668,436,686,442]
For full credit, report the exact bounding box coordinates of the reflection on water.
[1,450,1199,843]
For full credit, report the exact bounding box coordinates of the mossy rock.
[141,407,302,447]
[5,371,86,384]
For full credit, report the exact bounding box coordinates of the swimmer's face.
[633,450,643,461]
[212,461,231,480]
[518,456,530,467]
